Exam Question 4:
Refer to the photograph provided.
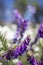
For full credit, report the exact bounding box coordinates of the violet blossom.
[1,36,30,60]
[13,9,28,44]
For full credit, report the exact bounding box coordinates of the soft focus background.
[0,0,43,65]
[0,0,43,25]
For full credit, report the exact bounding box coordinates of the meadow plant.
[0,9,43,65]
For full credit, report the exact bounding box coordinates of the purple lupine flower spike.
[13,9,28,44]
[17,61,23,65]
[13,36,30,58]
[13,20,28,44]
[5,36,30,60]
[27,55,38,65]
[38,23,43,38]
[13,12,28,44]
[31,23,43,46]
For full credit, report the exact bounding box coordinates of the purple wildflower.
[13,36,30,58]
[27,55,38,65]
[6,36,30,60]
[13,9,28,44]
[13,20,28,44]
[38,23,43,38]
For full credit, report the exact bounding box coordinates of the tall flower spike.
[38,23,43,38]
[13,20,28,44]
[5,36,30,60]
[13,9,28,44]
[13,36,30,58]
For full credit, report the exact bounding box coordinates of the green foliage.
[0,32,8,51]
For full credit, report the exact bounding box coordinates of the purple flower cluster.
[13,9,28,44]
[5,36,30,60]
[27,55,38,65]
[38,23,43,38]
